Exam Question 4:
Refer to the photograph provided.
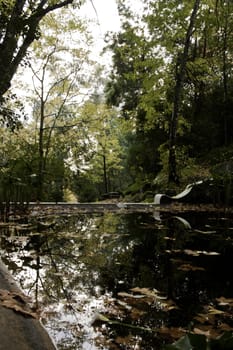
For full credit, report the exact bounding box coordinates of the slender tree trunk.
[168,0,201,184]
[103,154,108,193]
[215,0,229,145]
[222,27,228,145]
[37,98,45,201]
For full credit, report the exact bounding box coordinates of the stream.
[0,210,233,349]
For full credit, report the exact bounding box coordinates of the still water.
[0,210,233,349]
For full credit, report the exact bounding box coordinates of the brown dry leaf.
[216,296,233,307]
[194,313,216,325]
[218,323,233,332]
[0,289,31,304]
[178,263,205,272]
[130,287,178,311]
[183,249,220,256]
[198,251,220,256]
[159,299,178,311]
[193,327,210,337]
[171,258,188,264]
[184,249,200,256]
[0,289,37,319]
[115,335,136,346]
[165,249,181,254]
[194,326,222,339]
[130,287,165,299]
[194,314,208,324]
[158,326,186,339]
[130,307,146,320]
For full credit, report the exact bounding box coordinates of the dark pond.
[0,210,233,349]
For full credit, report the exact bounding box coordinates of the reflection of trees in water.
[0,213,233,349]
[0,215,98,348]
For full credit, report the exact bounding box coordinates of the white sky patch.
[79,0,121,60]
[80,0,121,35]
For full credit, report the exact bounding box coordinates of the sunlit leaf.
[183,249,200,256]
[118,292,145,299]
[193,327,210,337]
[130,287,164,298]
[216,297,233,307]
[208,306,225,315]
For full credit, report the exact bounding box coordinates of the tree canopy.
[0,0,83,129]
[1,0,233,207]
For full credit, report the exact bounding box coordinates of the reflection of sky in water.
[10,251,110,349]
[1,212,233,349]
[2,215,115,349]
[44,293,108,350]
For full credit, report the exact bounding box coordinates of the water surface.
[0,211,233,349]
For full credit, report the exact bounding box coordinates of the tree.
[0,0,83,98]
[70,101,124,200]
[105,4,167,190]
[0,0,85,130]
[24,9,92,200]
[168,0,201,184]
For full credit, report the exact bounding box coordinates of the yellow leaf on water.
[208,306,225,314]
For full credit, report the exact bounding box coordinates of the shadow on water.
[0,211,233,349]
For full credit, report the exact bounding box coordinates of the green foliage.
[2,0,233,203]
[105,0,233,190]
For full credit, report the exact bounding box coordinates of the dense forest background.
[0,0,233,204]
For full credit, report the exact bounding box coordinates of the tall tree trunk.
[215,0,229,145]
[37,98,45,201]
[168,0,201,184]
[103,154,108,193]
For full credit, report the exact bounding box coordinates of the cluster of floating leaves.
[92,286,233,349]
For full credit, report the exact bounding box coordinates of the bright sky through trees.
[80,0,121,55]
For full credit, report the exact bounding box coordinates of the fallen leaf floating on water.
[184,249,220,256]
[195,313,216,325]
[130,287,167,299]
[117,292,145,299]
[158,326,186,339]
[193,327,220,338]
[165,249,220,256]
[0,289,37,318]
[178,263,205,271]
[216,296,233,307]
[118,287,179,311]
[208,306,225,315]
